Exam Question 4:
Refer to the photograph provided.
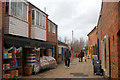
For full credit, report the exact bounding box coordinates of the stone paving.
[23,58,104,79]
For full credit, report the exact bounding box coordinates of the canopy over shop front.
[4,34,53,49]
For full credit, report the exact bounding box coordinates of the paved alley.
[23,58,104,79]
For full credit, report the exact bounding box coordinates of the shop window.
[36,11,39,25]
[48,22,50,32]
[52,25,55,33]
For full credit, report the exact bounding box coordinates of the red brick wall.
[28,5,31,37]
[98,2,120,78]
[47,20,57,44]
[88,28,97,55]
[118,2,120,78]
[98,16,102,60]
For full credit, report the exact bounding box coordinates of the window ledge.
[8,14,28,23]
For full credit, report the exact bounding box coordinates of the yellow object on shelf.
[7,53,12,58]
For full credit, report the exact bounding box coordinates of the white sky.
[28,0,102,41]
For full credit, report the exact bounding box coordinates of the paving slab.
[23,58,104,79]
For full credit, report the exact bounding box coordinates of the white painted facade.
[4,16,29,37]
[31,26,46,41]
[4,1,29,37]
[31,8,47,41]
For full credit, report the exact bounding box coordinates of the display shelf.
[14,75,22,79]
[3,66,22,71]
[16,57,22,59]
[3,58,12,60]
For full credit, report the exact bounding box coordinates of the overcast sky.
[28,0,102,42]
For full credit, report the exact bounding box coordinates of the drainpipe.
[56,26,58,64]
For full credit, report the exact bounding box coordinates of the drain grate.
[70,73,88,77]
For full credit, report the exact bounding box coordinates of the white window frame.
[10,0,28,22]
[36,11,39,25]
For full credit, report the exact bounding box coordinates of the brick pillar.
[28,4,31,37]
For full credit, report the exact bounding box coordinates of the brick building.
[47,19,58,61]
[97,2,120,78]
[58,41,68,63]
[1,0,59,79]
[0,1,2,79]
[87,27,98,58]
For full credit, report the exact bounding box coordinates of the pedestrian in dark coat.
[65,48,71,68]
[80,50,84,62]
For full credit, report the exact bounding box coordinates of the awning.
[4,34,53,49]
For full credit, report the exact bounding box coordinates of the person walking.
[78,53,81,62]
[65,48,71,68]
[80,50,84,62]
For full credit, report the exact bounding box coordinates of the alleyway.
[23,58,104,79]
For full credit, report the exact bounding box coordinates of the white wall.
[31,26,46,41]
[4,16,29,37]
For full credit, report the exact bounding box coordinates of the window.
[48,23,50,32]
[40,13,42,26]
[52,25,56,33]
[17,2,22,19]
[40,13,46,28]
[11,1,28,22]
[36,11,39,25]
[11,2,17,16]
[59,47,62,54]
[42,15,45,28]
[32,10,34,25]
[23,3,27,21]
[5,2,9,14]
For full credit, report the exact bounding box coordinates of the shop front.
[3,34,56,79]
